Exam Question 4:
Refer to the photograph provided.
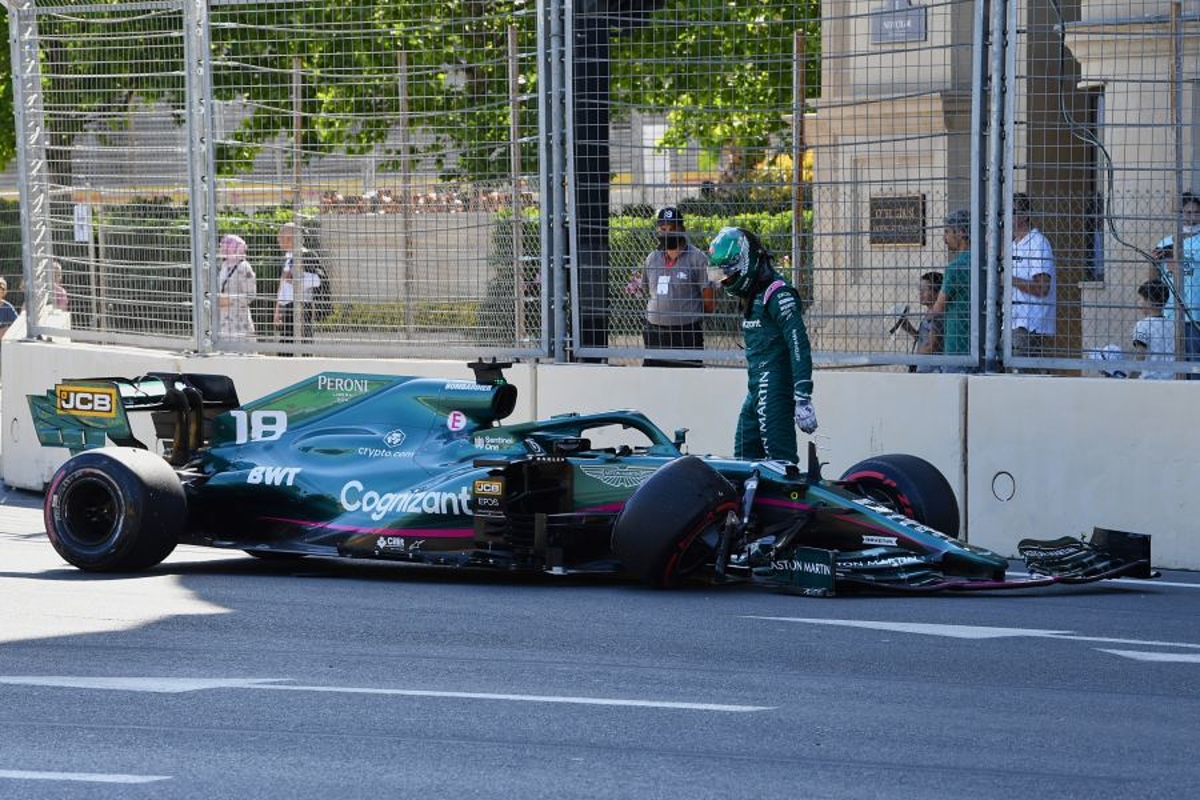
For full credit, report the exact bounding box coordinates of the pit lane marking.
[0,676,772,713]
[0,770,170,784]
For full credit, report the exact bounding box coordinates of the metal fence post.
[548,0,568,361]
[10,1,51,333]
[984,0,1011,372]
[509,25,525,344]
[183,0,218,353]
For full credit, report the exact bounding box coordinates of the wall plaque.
[869,194,926,246]
[871,0,928,45]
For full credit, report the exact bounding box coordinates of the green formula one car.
[28,361,1155,595]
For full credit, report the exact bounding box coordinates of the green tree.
[0,8,20,167]
[208,0,541,181]
[1,1,818,184]
[611,0,821,182]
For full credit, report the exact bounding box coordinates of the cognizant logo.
[340,480,473,521]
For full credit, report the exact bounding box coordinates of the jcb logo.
[474,479,503,496]
[56,385,118,417]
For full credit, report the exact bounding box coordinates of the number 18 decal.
[229,409,288,443]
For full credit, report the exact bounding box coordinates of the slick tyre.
[839,454,960,538]
[44,448,185,572]
[611,455,740,587]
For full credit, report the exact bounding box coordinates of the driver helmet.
[707,226,767,297]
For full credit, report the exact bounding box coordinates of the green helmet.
[707,226,764,297]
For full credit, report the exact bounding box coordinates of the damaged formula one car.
[29,362,1155,595]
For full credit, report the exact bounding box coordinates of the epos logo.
[56,384,118,417]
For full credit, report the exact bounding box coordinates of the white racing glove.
[794,395,818,434]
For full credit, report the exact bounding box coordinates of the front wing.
[765,530,1156,596]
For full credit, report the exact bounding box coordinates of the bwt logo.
[56,385,118,417]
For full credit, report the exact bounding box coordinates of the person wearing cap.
[627,206,714,367]
[930,208,973,369]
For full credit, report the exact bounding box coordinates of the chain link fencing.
[5,0,1198,376]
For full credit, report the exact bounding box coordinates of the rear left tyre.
[44,448,185,572]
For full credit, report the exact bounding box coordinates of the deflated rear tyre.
[611,455,740,587]
[839,454,960,538]
[44,448,185,572]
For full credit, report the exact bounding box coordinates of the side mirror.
[673,427,689,449]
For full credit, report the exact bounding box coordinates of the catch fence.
[6,0,1198,376]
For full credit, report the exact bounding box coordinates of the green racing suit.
[735,275,814,463]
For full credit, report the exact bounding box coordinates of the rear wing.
[28,373,240,464]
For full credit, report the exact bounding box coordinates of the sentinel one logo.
[55,384,118,417]
[340,480,473,521]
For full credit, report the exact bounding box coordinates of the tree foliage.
[611,0,821,158]
[0,1,820,183]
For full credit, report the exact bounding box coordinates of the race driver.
[707,226,816,463]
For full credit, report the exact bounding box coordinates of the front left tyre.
[44,448,185,572]
[611,455,740,587]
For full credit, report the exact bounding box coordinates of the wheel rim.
[664,503,736,582]
[58,472,124,553]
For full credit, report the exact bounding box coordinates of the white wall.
[2,340,1194,569]
[965,375,1196,569]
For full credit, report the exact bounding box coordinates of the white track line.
[0,770,170,784]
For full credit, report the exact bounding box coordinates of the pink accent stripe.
[577,502,626,513]
[844,516,921,544]
[259,516,475,538]
[753,497,813,511]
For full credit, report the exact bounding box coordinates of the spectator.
[707,226,815,463]
[273,222,321,355]
[1153,191,1200,374]
[1010,193,1057,363]
[929,208,974,371]
[625,206,714,367]
[0,277,18,338]
[217,234,257,342]
[1132,279,1175,380]
[51,261,69,311]
[1150,191,1200,277]
[894,270,943,372]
